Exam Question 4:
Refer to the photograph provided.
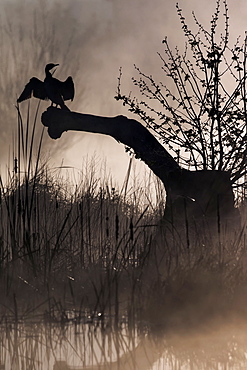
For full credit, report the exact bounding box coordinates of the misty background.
[0,0,247,185]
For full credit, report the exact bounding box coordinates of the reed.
[0,103,247,336]
[0,103,160,321]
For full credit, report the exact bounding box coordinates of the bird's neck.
[45,68,52,78]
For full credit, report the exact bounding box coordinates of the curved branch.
[41,107,180,189]
[41,108,238,224]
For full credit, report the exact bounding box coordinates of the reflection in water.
[1,314,247,369]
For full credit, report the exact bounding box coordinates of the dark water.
[1,313,247,370]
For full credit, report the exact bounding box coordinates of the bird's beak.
[51,64,59,76]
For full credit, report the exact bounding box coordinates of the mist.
[1,0,247,184]
[1,2,247,367]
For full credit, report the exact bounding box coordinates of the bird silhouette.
[17,63,74,111]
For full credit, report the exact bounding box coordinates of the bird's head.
[45,63,59,73]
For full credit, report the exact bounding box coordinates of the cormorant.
[17,63,75,110]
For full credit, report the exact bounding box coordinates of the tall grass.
[0,103,162,321]
[1,103,247,339]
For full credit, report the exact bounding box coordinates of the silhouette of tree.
[116,0,247,189]
[42,0,243,226]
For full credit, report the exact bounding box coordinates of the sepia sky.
[1,0,247,186]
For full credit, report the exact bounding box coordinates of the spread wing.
[17,77,48,103]
[60,76,75,101]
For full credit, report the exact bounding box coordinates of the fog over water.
[1,4,247,368]
[1,0,247,185]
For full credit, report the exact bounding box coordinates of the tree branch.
[41,107,180,188]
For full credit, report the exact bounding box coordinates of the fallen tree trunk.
[42,107,180,189]
[41,107,238,226]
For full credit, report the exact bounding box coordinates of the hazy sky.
[1,0,247,187]
[64,0,247,186]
